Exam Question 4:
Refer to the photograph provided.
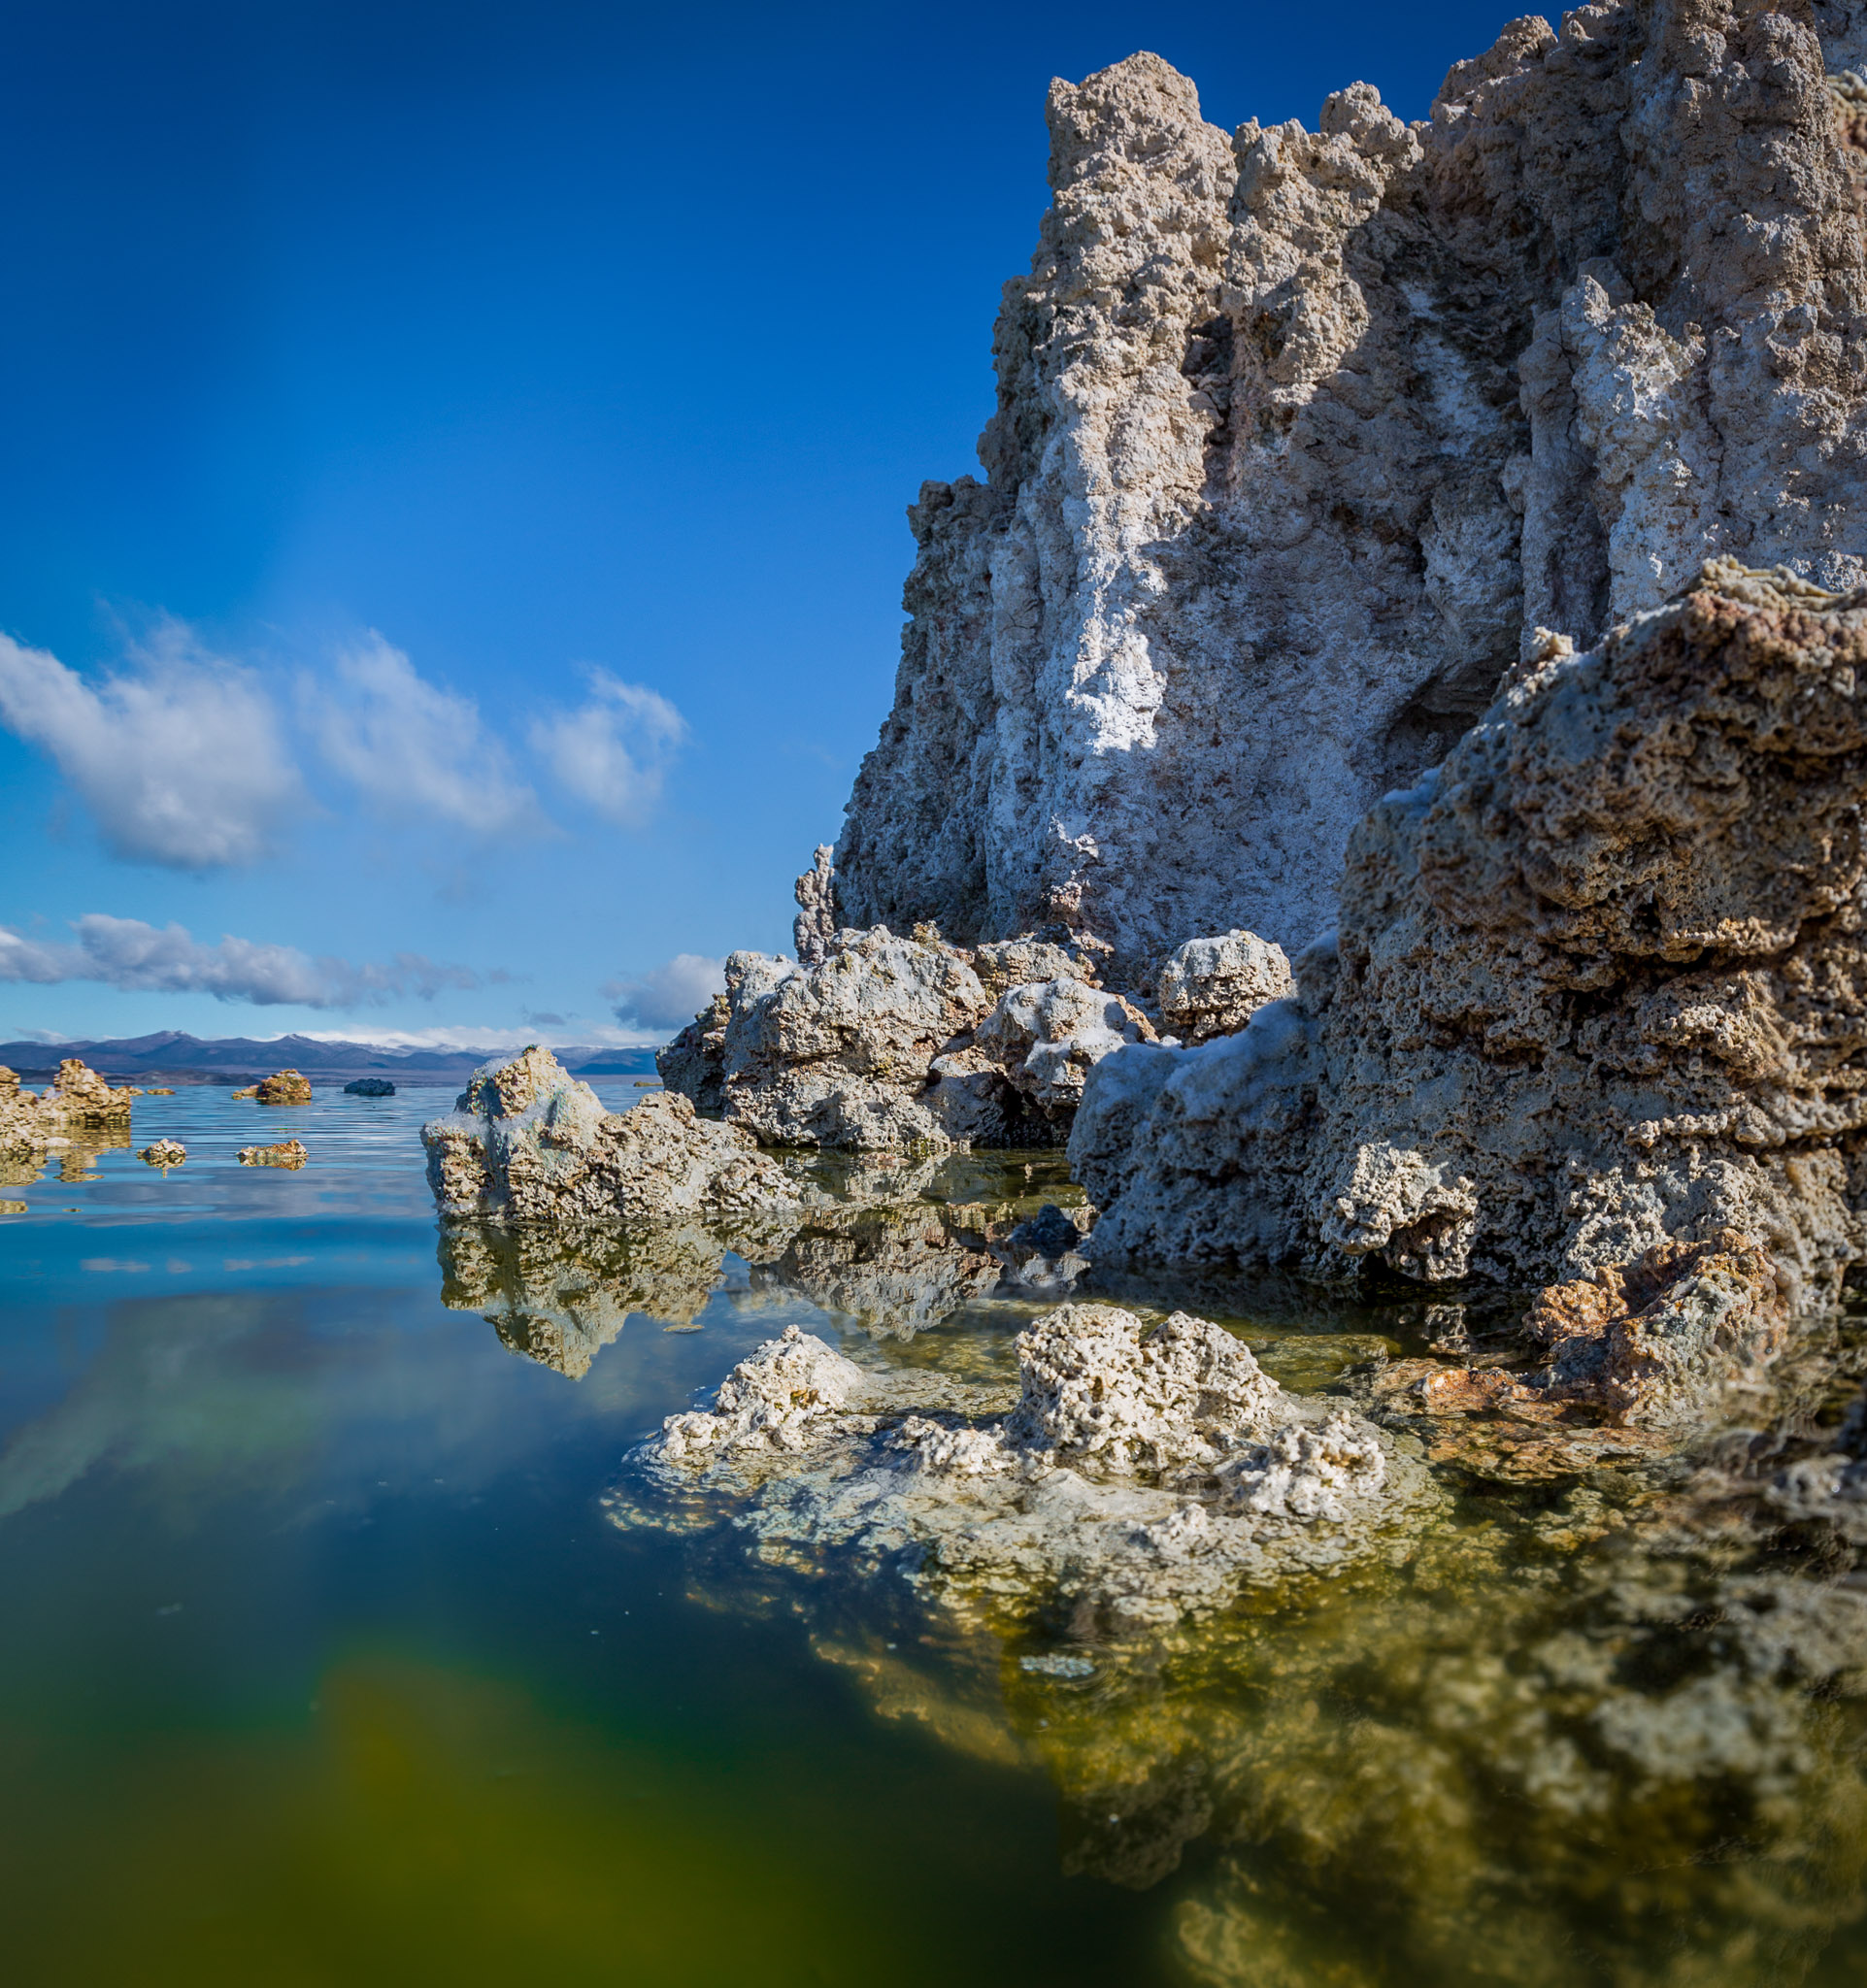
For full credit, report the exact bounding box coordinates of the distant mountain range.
[0,1031,659,1085]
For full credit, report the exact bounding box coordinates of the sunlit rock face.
[0,1059,138,1178]
[423,1045,799,1224]
[658,927,1158,1150]
[832,13,1867,980]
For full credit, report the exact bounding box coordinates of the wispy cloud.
[0,915,482,1009]
[0,622,303,868]
[604,952,725,1031]
[529,667,685,826]
[305,632,538,833]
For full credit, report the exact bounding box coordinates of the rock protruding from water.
[831,22,1867,979]
[0,1059,138,1168]
[238,1139,308,1168]
[344,1077,395,1097]
[233,1070,313,1105]
[139,1140,186,1169]
[626,1303,1428,1629]
[657,927,1158,1148]
[423,1044,798,1225]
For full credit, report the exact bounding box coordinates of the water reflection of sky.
[0,1086,1167,1985]
[5,1085,1867,1987]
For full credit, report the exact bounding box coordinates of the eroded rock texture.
[0,1059,138,1174]
[622,1304,1428,1630]
[831,12,1867,981]
[658,926,1163,1148]
[423,1045,798,1225]
[1076,566,1867,1423]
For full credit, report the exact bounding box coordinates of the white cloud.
[306,632,537,832]
[529,667,685,826]
[0,621,302,868]
[0,915,481,1009]
[605,952,726,1031]
[292,1022,665,1050]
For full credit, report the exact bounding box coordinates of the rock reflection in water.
[439,1149,1099,1375]
[0,1128,133,1187]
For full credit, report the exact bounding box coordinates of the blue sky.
[0,0,1518,1048]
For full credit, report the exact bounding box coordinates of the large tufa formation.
[1075,564,1867,1424]
[625,1304,1426,1629]
[830,10,1867,982]
[423,1044,798,1225]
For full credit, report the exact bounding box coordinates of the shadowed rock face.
[831,13,1867,979]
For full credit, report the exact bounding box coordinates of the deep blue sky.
[0,0,1519,1047]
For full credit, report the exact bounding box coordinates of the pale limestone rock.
[792,845,837,967]
[423,1044,797,1225]
[831,17,1867,978]
[973,977,1157,1113]
[655,1324,867,1467]
[629,1303,1424,1627]
[1156,931,1293,1044]
[0,1059,138,1167]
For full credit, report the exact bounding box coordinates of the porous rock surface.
[1075,564,1867,1426]
[238,1139,308,1168]
[830,12,1867,982]
[139,1140,186,1168]
[423,1045,798,1225]
[659,926,1155,1148]
[623,1303,1426,1628]
[1157,932,1294,1044]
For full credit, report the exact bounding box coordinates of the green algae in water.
[1,1091,1864,1984]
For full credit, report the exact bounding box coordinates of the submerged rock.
[423,1044,798,1225]
[620,1303,1430,1630]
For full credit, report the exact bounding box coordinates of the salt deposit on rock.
[624,1302,1426,1627]
[825,16,1867,982]
[423,1044,797,1225]
[1157,932,1292,1045]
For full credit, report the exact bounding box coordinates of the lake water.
[3,1084,1864,1985]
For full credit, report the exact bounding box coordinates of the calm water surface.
[2,1085,1864,1985]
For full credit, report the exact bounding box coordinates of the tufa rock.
[830,22,1867,979]
[239,1139,308,1168]
[139,1140,186,1169]
[423,1044,798,1225]
[233,1070,313,1105]
[624,1303,1428,1629]
[344,1077,395,1097]
[792,845,839,967]
[659,926,1160,1149]
[1157,931,1293,1044]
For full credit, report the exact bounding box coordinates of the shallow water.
[2,1085,1864,1985]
